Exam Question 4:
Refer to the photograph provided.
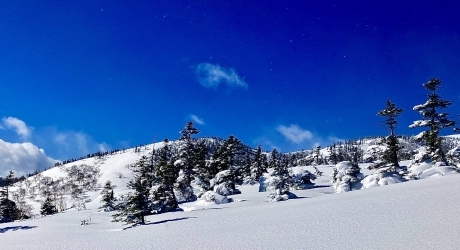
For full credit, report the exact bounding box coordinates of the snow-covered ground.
[3,163,460,249]
[3,142,460,249]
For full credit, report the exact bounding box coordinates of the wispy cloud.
[2,117,33,140]
[0,139,56,177]
[50,129,111,158]
[253,136,280,151]
[195,63,248,90]
[189,114,204,125]
[276,124,313,144]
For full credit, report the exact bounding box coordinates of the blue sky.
[1,1,460,174]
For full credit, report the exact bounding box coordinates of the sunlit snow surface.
[3,145,460,249]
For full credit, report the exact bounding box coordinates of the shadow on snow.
[123,217,197,230]
[0,225,37,233]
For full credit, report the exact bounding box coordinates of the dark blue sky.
[1,1,460,160]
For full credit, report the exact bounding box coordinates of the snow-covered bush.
[361,172,405,189]
[210,170,240,196]
[332,161,364,193]
[447,147,460,167]
[259,176,296,201]
[291,168,316,190]
[174,170,197,203]
[197,191,230,205]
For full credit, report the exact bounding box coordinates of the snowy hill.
[3,170,460,249]
[2,135,460,249]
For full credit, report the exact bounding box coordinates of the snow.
[3,174,460,249]
[195,191,230,205]
[409,120,431,128]
[361,172,405,188]
[4,140,460,249]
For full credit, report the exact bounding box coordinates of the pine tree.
[409,78,456,164]
[205,136,244,195]
[112,155,152,225]
[312,146,323,165]
[40,196,57,216]
[250,145,264,181]
[373,99,404,172]
[99,180,115,211]
[269,149,289,192]
[241,151,252,178]
[150,139,179,213]
[269,149,281,174]
[0,170,20,223]
[4,170,14,199]
[175,121,200,202]
[194,140,210,192]
[329,144,339,164]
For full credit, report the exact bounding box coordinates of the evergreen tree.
[40,196,57,216]
[205,136,244,195]
[329,144,339,164]
[312,146,322,165]
[374,99,404,172]
[409,78,456,164]
[250,145,265,181]
[150,139,179,213]
[0,198,19,223]
[0,170,20,223]
[99,180,115,211]
[194,140,210,191]
[208,135,243,192]
[269,149,289,193]
[112,155,152,224]
[224,135,243,168]
[240,151,252,180]
[3,170,14,199]
[175,121,200,202]
[268,149,280,172]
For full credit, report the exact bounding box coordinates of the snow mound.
[361,172,405,188]
[271,190,297,202]
[408,160,459,179]
[195,191,230,205]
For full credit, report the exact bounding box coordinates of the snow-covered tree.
[0,171,20,223]
[40,196,57,216]
[409,78,456,164]
[328,144,340,164]
[239,151,253,184]
[0,198,19,223]
[175,121,200,202]
[112,177,150,225]
[261,150,295,200]
[2,170,15,199]
[369,99,404,173]
[99,180,115,212]
[150,139,179,213]
[312,146,324,165]
[11,189,33,220]
[206,135,243,194]
[194,141,210,193]
[250,145,265,182]
[332,161,364,193]
[112,154,153,224]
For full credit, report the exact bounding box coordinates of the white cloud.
[50,130,111,158]
[189,114,204,125]
[253,136,280,151]
[276,124,313,144]
[2,116,33,139]
[0,139,56,177]
[97,142,110,152]
[195,63,248,89]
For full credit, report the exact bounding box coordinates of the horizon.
[1,1,460,175]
